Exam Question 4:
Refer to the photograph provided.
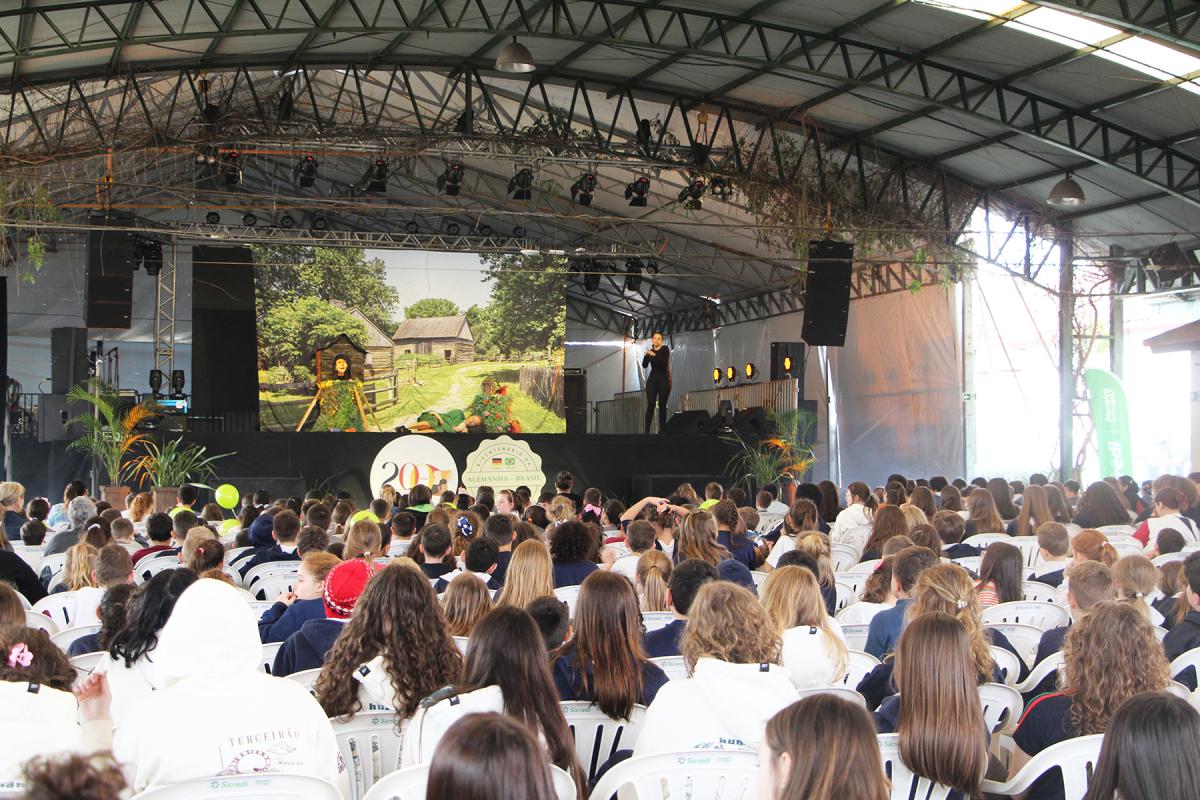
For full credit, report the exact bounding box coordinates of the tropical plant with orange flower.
[725,408,817,490]
[66,379,158,486]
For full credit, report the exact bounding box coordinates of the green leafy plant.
[65,379,156,486]
[724,408,818,490]
[128,438,232,488]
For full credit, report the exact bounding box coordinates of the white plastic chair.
[560,701,647,782]
[831,543,860,573]
[963,533,1010,550]
[1169,646,1200,682]
[225,546,253,564]
[31,591,78,628]
[841,650,880,690]
[1098,525,1135,537]
[979,682,1023,735]
[750,570,768,592]
[452,636,469,655]
[332,712,406,800]
[245,600,276,617]
[136,558,182,584]
[1168,681,1192,699]
[286,668,323,692]
[69,650,105,689]
[128,773,342,799]
[845,558,882,575]
[952,556,982,574]
[261,641,283,674]
[1153,626,1168,641]
[50,624,101,653]
[1010,536,1042,567]
[590,749,757,800]
[834,580,855,613]
[15,592,32,611]
[1014,651,1065,694]
[386,539,411,558]
[38,553,67,579]
[980,734,1103,798]
[985,623,1044,669]
[795,685,866,707]
[554,585,581,617]
[254,573,298,601]
[25,609,60,635]
[361,762,576,800]
[991,645,1022,686]
[227,547,257,570]
[1022,580,1060,604]
[1111,540,1145,558]
[641,611,674,632]
[649,655,688,680]
[13,544,43,571]
[834,571,868,596]
[244,561,301,589]
[1153,552,1188,567]
[840,623,870,652]
[980,601,1070,632]
[877,733,954,800]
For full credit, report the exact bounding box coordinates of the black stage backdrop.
[12,433,739,506]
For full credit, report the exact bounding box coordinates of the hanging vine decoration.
[0,171,62,284]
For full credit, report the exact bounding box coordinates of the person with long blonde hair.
[496,540,555,608]
[794,533,836,595]
[634,581,798,756]
[672,509,729,566]
[899,503,929,531]
[965,488,1004,535]
[761,566,847,688]
[343,519,383,560]
[443,572,494,638]
[547,496,576,525]
[1112,555,1165,626]
[635,550,671,612]
[58,541,99,592]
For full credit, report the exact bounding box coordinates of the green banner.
[1084,368,1133,477]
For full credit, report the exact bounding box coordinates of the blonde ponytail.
[637,550,672,612]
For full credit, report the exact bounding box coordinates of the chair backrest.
[50,624,101,652]
[840,623,870,652]
[1010,536,1042,567]
[69,650,105,689]
[452,636,469,655]
[834,580,855,613]
[245,600,276,617]
[649,655,688,680]
[963,533,1010,549]
[876,734,954,800]
[13,545,43,572]
[1021,581,1059,604]
[128,773,342,799]
[1110,540,1145,558]
[845,558,882,575]
[1097,525,1135,537]
[360,763,426,800]
[25,609,60,635]
[831,543,860,572]
[1169,646,1200,681]
[952,556,982,574]
[386,539,411,558]
[255,573,298,601]
[132,549,177,570]
[560,701,647,782]
[980,601,1070,631]
[31,591,78,628]
[136,558,182,585]
[980,734,1103,798]
[225,546,253,564]
[1014,651,1065,694]
[640,611,674,632]
[14,591,32,611]
[750,570,768,591]
[990,645,1022,687]
[332,711,406,800]
[1153,552,1188,567]
[978,682,1023,735]
[1152,626,1168,642]
[554,585,580,617]
[261,641,283,674]
[795,685,866,707]
[589,749,758,800]
[287,668,323,692]
[834,571,868,596]
[841,650,880,690]
[984,623,1044,669]
[244,561,301,589]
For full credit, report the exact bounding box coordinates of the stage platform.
[12,432,742,506]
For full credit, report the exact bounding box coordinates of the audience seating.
[1109,540,1145,558]
[255,573,298,601]
[24,609,60,635]
[845,559,882,575]
[834,580,855,613]
[261,642,283,674]
[980,601,1070,631]
[554,585,581,616]
[980,734,1103,799]
[842,650,880,690]
[1097,525,1135,537]
[129,773,342,800]
[1153,552,1187,567]
[1153,626,1168,641]
[1168,681,1192,699]
[795,685,866,707]
[243,562,301,590]
[12,544,43,571]
[952,556,982,574]
[1169,646,1200,683]
[640,611,674,632]
[360,762,576,800]
[245,600,275,616]
[1009,537,1042,567]
[136,559,181,585]
[990,646,1022,687]
[985,623,1043,669]
[560,701,646,783]
[69,651,104,690]
[331,712,406,800]
[963,533,1009,550]
[285,668,322,692]
[50,624,101,652]
[876,734,954,800]
[750,571,768,592]
[649,655,687,680]
[1014,652,1064,695]
[451,636,469,655]
[224,546,252,564]
[589,749,757,800]
[834,571,868,596]
[978,682,1023,735]
[840,623,869,652]
[1021,581,1059,604]
[39,552,67,579]
[830,543,860,572]
[31,592,77,629]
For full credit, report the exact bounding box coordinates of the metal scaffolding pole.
[1058,224,1075,482]
[153,241,177,378]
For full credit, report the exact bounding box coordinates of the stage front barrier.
[681,378,802,417]
[594,391,645,434]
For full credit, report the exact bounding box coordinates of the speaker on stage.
[661,409,709,435]
[733,406,769,437]
[802,240,853,347]
[564,369,587,434]
[770,342,805,383]
[51,328,90,394]
[85,224,137,329]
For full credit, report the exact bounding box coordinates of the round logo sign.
[460,435,548,493]
[369,435,459,495]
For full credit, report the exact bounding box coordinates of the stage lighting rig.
[582,259,602,293]
[222,152,242,185]
[508,167,534,201]
[169,369,186,398]
[476,224,493,237]
[623,258,643,293]
[712,368,721,385]
[625,176,650,207]
[679,175,706,210]
[404,220,419,234]
[446,222,461,236]
[438,161,465,196]
[744,363,756,380]
[148,369,164,398]
[242,213,258,227]
[571,172,597,206]
[366,159,389,193]
[311,216,328,231]
[710,176,730,201]
[136,239,164,277]
[725,365,736,383]
[204,211,221,225]
[278,214,295,229]
[296,156,318,188]
[644,260,660,275]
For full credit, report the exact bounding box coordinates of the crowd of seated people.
[1,468,1199,799]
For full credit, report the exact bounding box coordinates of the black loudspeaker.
[802,240,853,346]
[50,327,90,394]
[37,394,85,442]
[661,409,710,435]
[85,226,137,329]
[733,406,769,437]
[564,369,587,434]
[192,246,259,416]
[770,341,805,382]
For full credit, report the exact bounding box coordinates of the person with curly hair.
[634,581,798,756]
[19,751,126,800]
[315,563,461,719]
[1012,601,1171,800]
[548,521,598,588]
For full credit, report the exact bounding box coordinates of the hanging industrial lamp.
[1047,174,1085,208]
[496,38,536,73]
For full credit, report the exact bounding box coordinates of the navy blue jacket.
[643,619,686,658]
[553,559,598,588]
[420,561,455,580]
[4,510,25,541]
[258,598,326,644]
[551,646,669,709]
[716,531,757,571]
[1164,610,1200,690]
[0,551,46,604]
[272,618,346,677]
[492,550,513,585]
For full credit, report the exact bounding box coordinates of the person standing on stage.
[642,332,671,434]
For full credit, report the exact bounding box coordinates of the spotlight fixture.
[623,258,643,293]
[744,362,756,380]
[404,220,419,234]
[311,216,328,231]
[367,159,389,193]
[1047,174,1085,208]
[513,226,527,238]
[241,213,258,227]
[624,176,650,207]
[204,211,221,225]
[438,161,465,196]
[508,167,534,201]
[725,365,736,383]
[678,175,706,210]
[495,37,536,73]
[446,222,461,236]
[712,367,721,385]
[783,354,793,373]
[222,151,242,185]
[645,260,660,275]
[582,260,601,293]
[278,213,295,229]
[477,224,493,237]
[137,239,164,277]
[296,155,318,188]
[148,369,164,397]
[711,176,730,201]
[571,172,597,206]
[169,369,186,398]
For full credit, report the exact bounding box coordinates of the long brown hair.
[783,499,820,537]
[761,566,847,678]
[939,485,964,513]
[496,540,555,608]
[426,713,558,800]
[966,488,1004,533]
[681,582,780,672]
[894,613,988,796]
[1077,482,1132,527]
[987,477,1019,519]
[636,550,671,612]
[1111,555,1159,622]
[315,564,462,720]
[1043,484,1072,523]
[674,510,728,566]
[1014,484,1053,536]
[343,519,382,560]
[976,541,1023,604]
[556,571,647,720]
[764,695,890,800]
[862,505,908,555]
[908,563,995,681]
[909,487,937,520]
[443,573,495,637]
[847,481,878,514]
[1061,602,1170,735]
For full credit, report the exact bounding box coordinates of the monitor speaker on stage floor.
[661,409,709,435]
[769,342,805,385]
[802,240,852,347]
[564,369,587,434]
[733,406,769,437]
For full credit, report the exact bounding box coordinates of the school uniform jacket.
[257,598,326,644]
[272,618,348,677]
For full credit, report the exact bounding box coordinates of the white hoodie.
[401,684,506,766]
[0,681,111,784]
[634,658,799,756]
[831,503,873,548]
[111,579,346,796]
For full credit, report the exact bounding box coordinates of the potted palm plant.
[128,438,232,512]
[724,407,817,501]
[65,379,156,509]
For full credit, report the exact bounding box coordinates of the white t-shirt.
[780,623,847,689]
[766,534,795,568]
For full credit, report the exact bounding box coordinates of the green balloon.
[350,510,380,525]
[214,484,240,509]
[220,518,239,533]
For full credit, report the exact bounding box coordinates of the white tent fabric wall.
[829,286,963,487]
